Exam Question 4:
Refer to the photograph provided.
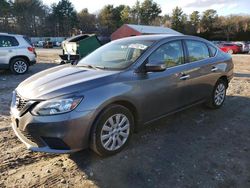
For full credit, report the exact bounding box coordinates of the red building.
[111,24,182,41]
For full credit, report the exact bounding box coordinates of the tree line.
[1,0,250,41]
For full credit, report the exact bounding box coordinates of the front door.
[135,40,192,122]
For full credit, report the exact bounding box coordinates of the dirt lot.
[0,49,250,188]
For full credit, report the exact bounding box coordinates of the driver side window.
[148,40,184,68]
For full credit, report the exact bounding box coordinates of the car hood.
[16,65,119,99]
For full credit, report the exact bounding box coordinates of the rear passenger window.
[0,36,19,47]
[208,45,217,57]
[186,40,210,62]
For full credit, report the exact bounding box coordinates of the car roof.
[0,33,24,37]
[118,34,182,41]
[113,34,209,43]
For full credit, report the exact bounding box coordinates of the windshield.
[77,39,155,70]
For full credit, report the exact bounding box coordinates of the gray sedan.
[10,35,234,156]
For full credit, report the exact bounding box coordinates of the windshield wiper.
[95,65,106,69]
[78,64,104,70]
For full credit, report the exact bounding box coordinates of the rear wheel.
[90,105,134,156]
[206,79,227,109]
[10,58,29,74]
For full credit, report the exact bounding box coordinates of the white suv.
[0,33,36,74]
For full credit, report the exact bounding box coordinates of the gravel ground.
[0,50,250,188]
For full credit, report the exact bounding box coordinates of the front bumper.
[11,122,79,153]
[11,108,95,153]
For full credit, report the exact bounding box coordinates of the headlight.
[31,97,82,116]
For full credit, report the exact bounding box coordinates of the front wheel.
[206,79,227,109]
[90,105,134,156]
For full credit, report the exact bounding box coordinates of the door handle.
[180,74,190,80]
[211,67,218,72]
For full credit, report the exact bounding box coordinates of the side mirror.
[145,64,166,72]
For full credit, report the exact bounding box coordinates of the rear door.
[182,39,217,104]
[0,35,18,66]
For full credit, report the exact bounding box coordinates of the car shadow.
[234,72,250,78]
[69,95,250,188]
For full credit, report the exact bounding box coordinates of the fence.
[30,37,66,43]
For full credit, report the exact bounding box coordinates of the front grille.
[15,93,28,111]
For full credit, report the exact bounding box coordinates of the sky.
[42,0,250,16]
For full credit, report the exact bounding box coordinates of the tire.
[206,79,227,109]
[90,105,134,156]
[227,49,234,54]
[10,58,29,74]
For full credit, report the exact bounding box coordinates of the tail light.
[27,47,35,53]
